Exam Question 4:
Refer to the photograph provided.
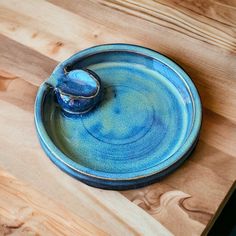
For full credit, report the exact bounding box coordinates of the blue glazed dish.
[34,44,202,190]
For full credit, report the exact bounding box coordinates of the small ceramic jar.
[47,67,103,115]
[54,69,102,114]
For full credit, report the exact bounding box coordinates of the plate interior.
[42,51,194,177]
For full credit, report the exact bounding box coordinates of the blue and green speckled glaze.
[54,69,103,114]
[34,44,202,190]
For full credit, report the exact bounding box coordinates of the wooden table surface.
[0,0,236,235]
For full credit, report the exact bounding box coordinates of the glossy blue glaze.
[59,69,99,97]
[35,44,202,190]
[49,69,102,114]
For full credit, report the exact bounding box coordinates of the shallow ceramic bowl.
[35,44,202,190]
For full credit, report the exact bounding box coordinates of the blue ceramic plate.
[35,44,202,190]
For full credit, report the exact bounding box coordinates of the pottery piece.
[34,44,202,190]
[47,68,102,114]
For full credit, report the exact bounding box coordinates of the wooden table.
[0,0,236,235]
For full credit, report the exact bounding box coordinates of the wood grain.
[0,168,107,236]
[123,141,235,235]
[0,0,236,235]
[98,0,235,50]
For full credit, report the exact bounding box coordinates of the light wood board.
[0,0,236,235]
